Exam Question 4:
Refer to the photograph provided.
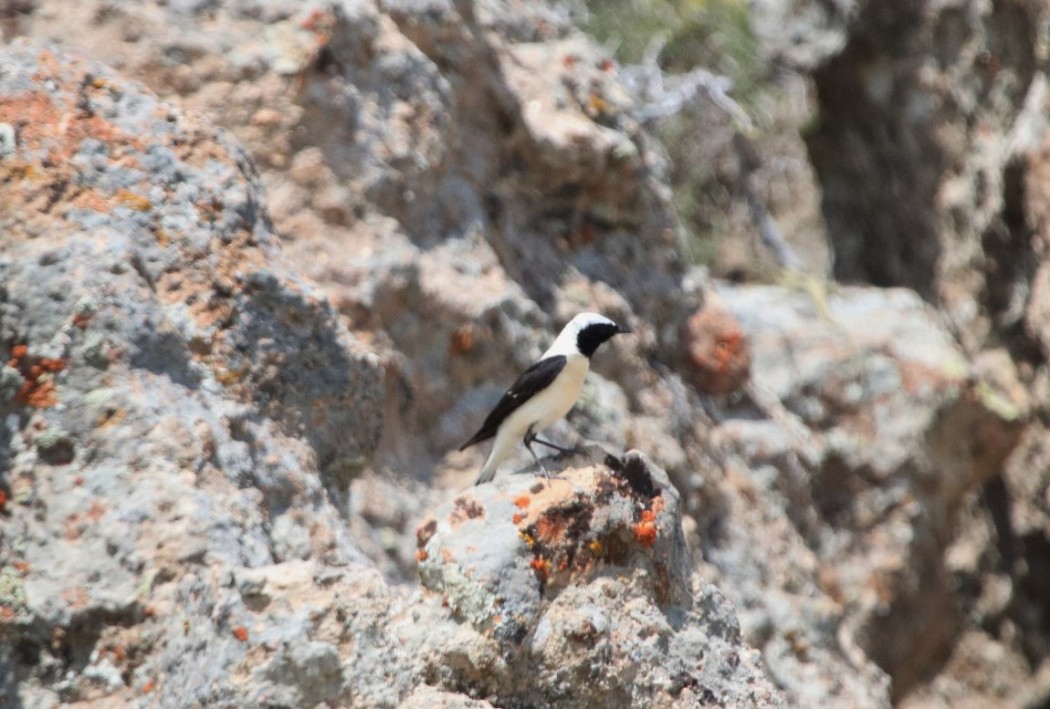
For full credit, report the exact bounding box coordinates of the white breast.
[501,352,589,438]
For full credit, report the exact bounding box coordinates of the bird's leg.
[523,426,554,484]
[532,437,578,456]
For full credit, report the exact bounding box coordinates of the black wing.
[459,355,567,450]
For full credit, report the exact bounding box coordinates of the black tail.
[459,428,493,451]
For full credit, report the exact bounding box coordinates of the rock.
[679,300,751,395]
[400,685,497,709]
[746,0,1050,702]
[711,282,1024,702]
[408,447,784,708]
[749,0,856,70]
[0,42,388,708]
[773,0,1050,353]
[3,0,702,487]
[4,1,1047,708]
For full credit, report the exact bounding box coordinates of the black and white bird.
[460,312,630,485]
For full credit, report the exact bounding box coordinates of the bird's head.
[555,312,631,358]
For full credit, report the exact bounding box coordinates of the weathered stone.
[409,448,783,708]
[0,42,387,708]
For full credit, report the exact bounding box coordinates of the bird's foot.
[537,463,566,487]
[524,427,570,486]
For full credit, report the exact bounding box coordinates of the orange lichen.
[9,346,66,408]
[40,357,64,372]
[0,490,7,511]
[512,513,524,525]
[530,558,551,580]
[449,326,474,355]
[513,495,531,509]
[587,539,604,556]
[142,679,156,694]
[416,549,428,562]
[634,523,657,548]
[634,512,658,548]
[232,626,249,642]
[681,306,751,394]
[12,561,29,575]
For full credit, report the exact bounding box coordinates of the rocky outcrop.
[0,42,389,707]
[3,0,1047,707]
[755,0,1049,352]
[749,0,1050,703]
[0,37,777,709]
[409,447,782,707]
[711,283,1023,702]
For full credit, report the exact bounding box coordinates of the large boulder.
[408,447,783,708]
[0,42,388,707]
[707,283,1023,702]
[755,0,1049,352]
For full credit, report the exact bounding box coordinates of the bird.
[460,312,630,485]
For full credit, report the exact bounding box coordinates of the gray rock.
[5,1,1045,708]
[408,447,783,707]
[709,282,1023,703]
[0,42,386,708]
[770,0,1050,354]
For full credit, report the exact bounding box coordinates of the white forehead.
[543,312,618,358]
[566,312,615,332]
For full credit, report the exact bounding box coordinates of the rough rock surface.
[0,33,779,709]
[0,42,391,707]
[711,284,1023,702]
[3,0,1049,707]
[749,0,1050,704]
[764,0,1049,352]
[410,448,782,708]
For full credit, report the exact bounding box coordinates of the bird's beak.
[616,323,632,335]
